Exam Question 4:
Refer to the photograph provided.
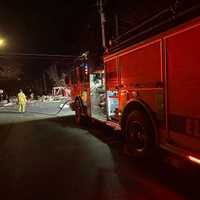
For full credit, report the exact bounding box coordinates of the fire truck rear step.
[106,121,121,131]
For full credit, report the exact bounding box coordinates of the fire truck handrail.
[109,3,200,53]
[115,7,171,42]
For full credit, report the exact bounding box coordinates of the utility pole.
[115,14,119,37]
[42,72,47,94]
[98,0,106,49]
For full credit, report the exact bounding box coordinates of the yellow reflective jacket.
[18,92,27,104]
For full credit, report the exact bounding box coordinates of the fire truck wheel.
[75,100,83,125]
[124,110,155,158]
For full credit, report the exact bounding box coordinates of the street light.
[0,38,6,48]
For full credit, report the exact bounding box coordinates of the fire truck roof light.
[188,155,200,165]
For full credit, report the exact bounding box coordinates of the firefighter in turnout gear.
[17,89,27,113]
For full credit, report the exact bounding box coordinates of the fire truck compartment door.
[166,20,200,154]
[105,58,119,90]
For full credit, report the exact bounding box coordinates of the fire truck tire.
[74,100,84,125]
[124,110,155,159]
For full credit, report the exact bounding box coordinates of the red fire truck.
[70,16,200,165]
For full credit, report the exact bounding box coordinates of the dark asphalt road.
[0,111,200,200]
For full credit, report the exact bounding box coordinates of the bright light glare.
[188,155,200,165]
[0,38,5,47]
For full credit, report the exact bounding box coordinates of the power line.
[0,52,77,59]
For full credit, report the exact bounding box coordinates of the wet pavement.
[0,101,72,124]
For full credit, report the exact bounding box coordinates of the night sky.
[0,0,199,93]
[0,0,100,54]
[0,0,199,54]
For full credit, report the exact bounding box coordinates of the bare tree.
[46,64,60,86]
[0,63,22,80]
[59,72,67,87]
[46,63,70,89]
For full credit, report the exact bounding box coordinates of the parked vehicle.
[70,16,200,166]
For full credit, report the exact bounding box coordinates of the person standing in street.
[17,89,27,113]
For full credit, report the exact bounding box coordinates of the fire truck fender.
[74,96,88,115]
[120,99,158,146]
[75,96,83,110]
[70,96,81,111]
[74,95,90,126]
